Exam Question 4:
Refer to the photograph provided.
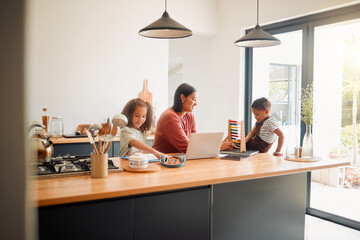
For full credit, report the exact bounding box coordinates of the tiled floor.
[305,215,360,240]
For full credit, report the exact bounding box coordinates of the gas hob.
[34,154,122,179]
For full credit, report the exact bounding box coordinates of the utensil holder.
[91,153,108,178]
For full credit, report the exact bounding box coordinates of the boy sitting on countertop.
[245,97,284,156]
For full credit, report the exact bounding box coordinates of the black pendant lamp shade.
[139,1,192,39]
[234,0,280,47]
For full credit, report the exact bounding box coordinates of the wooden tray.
[121,162,160,173]
[285,156,322,162]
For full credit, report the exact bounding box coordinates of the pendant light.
[234,0,280,47]
[139,0,192,39]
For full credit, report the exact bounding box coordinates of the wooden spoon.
[98,119,111,153]
[104,125,118,154]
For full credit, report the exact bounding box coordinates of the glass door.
[310,18,360,223]
[252,30,303,154]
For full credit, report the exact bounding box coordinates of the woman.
[153,83,233,153]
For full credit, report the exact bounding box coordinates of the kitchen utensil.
[89,123,102,132]
[99,133,115,153]
[98,127,105,153]
[112,114,128,128]
[103,119,111,134]
[85,129,99,154]
[89,123,102,134]
[103,125,118,154]
[98,119,111,153]
[90,153,108,178]
[35,137,54,163]
[139,79,153,105]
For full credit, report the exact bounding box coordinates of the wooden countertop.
[32,153,349,207]
[50,134,154,144]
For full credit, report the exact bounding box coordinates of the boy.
[245,97,284,156]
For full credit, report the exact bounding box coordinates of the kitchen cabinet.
[53,141,119,157]
[38,186,210,240]
[52,137,153,157]
[39,198,133,240]
[212,173,306,240]
[133,187,210,240]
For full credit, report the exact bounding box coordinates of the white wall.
[26,0,222,134]
[169,0,359,134]
[26,0,170,134]
[27,0,358,134]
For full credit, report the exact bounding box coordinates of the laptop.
[185,132,224,160]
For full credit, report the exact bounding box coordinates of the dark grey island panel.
[134,187,210,240]
[38,186,210,240]
[38,174,307,240]
[212,173,306,240]
[38,197,133,240]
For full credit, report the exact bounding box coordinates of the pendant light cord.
[256,0,259,25]
[165,0,167,12]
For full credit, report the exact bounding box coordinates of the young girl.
[119,98,164,159]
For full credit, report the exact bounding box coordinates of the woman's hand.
[220,139,235,151]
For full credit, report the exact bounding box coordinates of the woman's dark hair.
[121,98,153,132]
[251,97,271,111]
[172,83,197,113]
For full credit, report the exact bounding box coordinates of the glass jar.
[50,117,64,138]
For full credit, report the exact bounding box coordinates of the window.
[251,30,302,154]
[245,4,360,230]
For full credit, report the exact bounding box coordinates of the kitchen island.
[34,154,348,240]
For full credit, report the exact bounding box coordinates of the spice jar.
[42,108,50,133]
[50,117,64,138]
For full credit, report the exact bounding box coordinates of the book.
[220,149,259,158]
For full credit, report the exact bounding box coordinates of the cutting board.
[121,161,160,173]
[139,79,153,105]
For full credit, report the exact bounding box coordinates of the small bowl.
[129,153,148,169]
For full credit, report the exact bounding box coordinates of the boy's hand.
[273,152,283,157]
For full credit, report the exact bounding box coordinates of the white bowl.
[129,153,148,169]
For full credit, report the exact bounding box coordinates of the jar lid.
[129,153,146,161]
[42,107,48,111]
[52,116,63,119]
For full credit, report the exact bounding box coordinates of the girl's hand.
[273,152,283,156]
[154,150,165,160]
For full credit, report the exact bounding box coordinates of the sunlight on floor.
[305,215,360,240]
[310,181,360,222]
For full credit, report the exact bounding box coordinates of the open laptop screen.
[185,132,224,160]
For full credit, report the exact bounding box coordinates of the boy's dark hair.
[121,98,153,132]
[172,83,197,113]
[251,97,271,111]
